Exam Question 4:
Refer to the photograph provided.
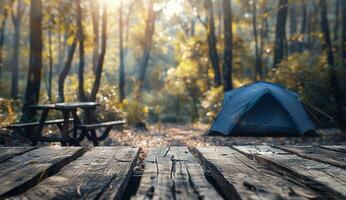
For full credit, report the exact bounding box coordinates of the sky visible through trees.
[0,0,345,129]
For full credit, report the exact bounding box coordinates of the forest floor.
[102,123,346,148]
[1,123,346,148]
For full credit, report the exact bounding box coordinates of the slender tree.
[138,0,157,93]
[11,0,26,99]
[320,0,345,129]
[334,0,341,42]
[124,0,135,57]
[22,0,43,121]
[289,2,298,53]
[342,0,346,61]
[273,0,288,69]
[76,0,87,101]
[119,1,125,102]
[204,0,221,86]
[223,0,233,91]
[0,6,9,85]
[58,38,77,102]
[252,0,262,81]
[90,2,108,101]
[57,27,68,73]
[47,14,53,101]
[299,2,307,52]
[90,0,99,72]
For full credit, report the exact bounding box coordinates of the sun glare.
[98,0,120,8]
[163,0,183,18]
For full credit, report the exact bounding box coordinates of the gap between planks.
[0,147,37,163]
[132,146,223,200]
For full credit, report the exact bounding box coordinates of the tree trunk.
[273,0,288,69]
[204,0,221,86]
[119,1,125,102]
[190,18,195,37]
[76,0,87,101]
[138,0,156,93]
[289,2,298,53]
[124,1,135,57]
[320,0,345,129]
[10,1,25,99]
[57,30,67,72]
[334,0,341,42]
[90,0,99,73]
[0,9,8,86]
[22,0,43,121]
[222,0,233,91]
[90,3,108,101]
[342,0,346,60]
[58,38,77,102]
[299,2,307,52]
[11,22,20,99]
[47,16,53,101]
[252,0,262,81]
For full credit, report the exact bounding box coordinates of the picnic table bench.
[0,145,346,200]
[6,102,125,146]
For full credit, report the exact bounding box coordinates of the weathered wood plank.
[275,145,346,169]
[233,145,346,200]
[9,147,139,200]
[0,147,36,163]
[320,145,346,153]
[133,146,222,200]
[195,146,319,200]
[0,146,83,199]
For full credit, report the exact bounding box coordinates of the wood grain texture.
[0,146,83,199]
[275,145,346,169]
[133,146,222,200]
[0,147,36,163]
[233,145,346,200]
[196,146,319,200]
[320,145,346,153]
[9,147,139,200]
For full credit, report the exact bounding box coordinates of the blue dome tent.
[208,82,316,136]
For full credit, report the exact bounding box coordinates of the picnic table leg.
[71,109,83,146]
[90,130,99,146]
[83,108,100,146]
[60,110,71,146]
[31,109,49,146]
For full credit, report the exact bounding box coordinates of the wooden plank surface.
[0,146,83,199]
[275,145,346,169]
[0,147,36,163]
[133,146,222,200]
[10,147,139,200]
[196,146,319,200]
[320,145,346,153]
[233,145,346,200]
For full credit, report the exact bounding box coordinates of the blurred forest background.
[0,0,345,130]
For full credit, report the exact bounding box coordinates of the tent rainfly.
[208,81,316,136]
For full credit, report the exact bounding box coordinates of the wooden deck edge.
[1,148,85,199]
[189,147,241,200]
[0,147,37,163]
[99,147,140,200]
[232,146,345,200]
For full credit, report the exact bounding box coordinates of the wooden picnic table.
[0,145,346,200]
[28,102,100,146]
[8,102,125,146]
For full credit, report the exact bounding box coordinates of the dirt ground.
[1,123,345,148]
[101,123,346,148]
